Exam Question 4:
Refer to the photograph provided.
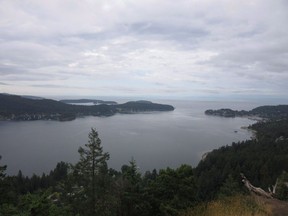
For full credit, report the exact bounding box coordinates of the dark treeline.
[205,105,288,119]
[0,94,174,121]
[195,119,288,200]
[1,119,288,215]
[0,129,197,216]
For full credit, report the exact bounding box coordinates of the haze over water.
[0,100,261,176]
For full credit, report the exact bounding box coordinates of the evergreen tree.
[73,128,110,215]
[0,155,8,206]
[122,158,141,185]
[120,158,145,216]
[0,156,7,180]
[217,174,243,198]
[275,171,288,200]
[147,165,197,215]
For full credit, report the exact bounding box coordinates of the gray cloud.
[128,22,209,39]
[29,84,86,89]
[0,66,29,76]
[0,0,287,99]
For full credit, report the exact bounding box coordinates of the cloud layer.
[1,0,288,100]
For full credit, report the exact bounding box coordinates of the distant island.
[60,99,118,105]
[205,105,288,120]
[0,94,174,121]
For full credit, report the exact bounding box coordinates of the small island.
[205,108,248,117]
[0,94,174,121]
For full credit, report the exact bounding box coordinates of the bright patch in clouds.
[0,0,288,100]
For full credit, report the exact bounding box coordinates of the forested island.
[0,94,174,121]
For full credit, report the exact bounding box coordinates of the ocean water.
[0,100,261,176]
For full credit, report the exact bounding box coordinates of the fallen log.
[240,173,274,199]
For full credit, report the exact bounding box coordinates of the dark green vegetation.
[0,94,174,121]
[205,105,288,119]
[0,129,198,216]
[1,105,288,215]
[195,119,288,201]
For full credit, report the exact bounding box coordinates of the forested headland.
[205,105,288,119]
[0,94,174,121]
[1,104,288,215]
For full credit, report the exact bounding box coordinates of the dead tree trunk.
[240,173,274,199]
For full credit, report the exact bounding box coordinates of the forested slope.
[205,105,288,119]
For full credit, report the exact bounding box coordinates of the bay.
[0,100,261,176]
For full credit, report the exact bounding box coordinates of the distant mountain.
[205,105,288,119]
[0,94,174,121]
[21,95,45,100]
[60,99,117,105]
[0,93,45,100]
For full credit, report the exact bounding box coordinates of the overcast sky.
[0,0,288,100]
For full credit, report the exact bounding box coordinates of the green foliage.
[118,158,149,216]
[250,105,288,119]
[147,165,197,216]
[122,158,141,185]
[49,161,70,183]
[0,190,73,216]
[0,156,10,206]
[217,175,243,198]
[73,128,110,215]
[195,136,288,200]
[0,203,19,216]
[0,156,7,180]
[250,119,288,141]
[275,171,288,200]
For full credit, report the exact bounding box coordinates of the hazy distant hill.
[0,94,174,121]
[205,105,288,119]
[21,95,45,100]
[60,99,117,105]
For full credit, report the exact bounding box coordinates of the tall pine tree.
[0,156,7,180]
[73,128,110,215]
[0,156,8,206]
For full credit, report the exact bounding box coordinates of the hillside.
[205,105,288,119]
[0,94,174,121]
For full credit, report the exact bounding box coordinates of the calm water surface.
[0,100,261,175]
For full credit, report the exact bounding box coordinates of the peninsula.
[0,94,174,121]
